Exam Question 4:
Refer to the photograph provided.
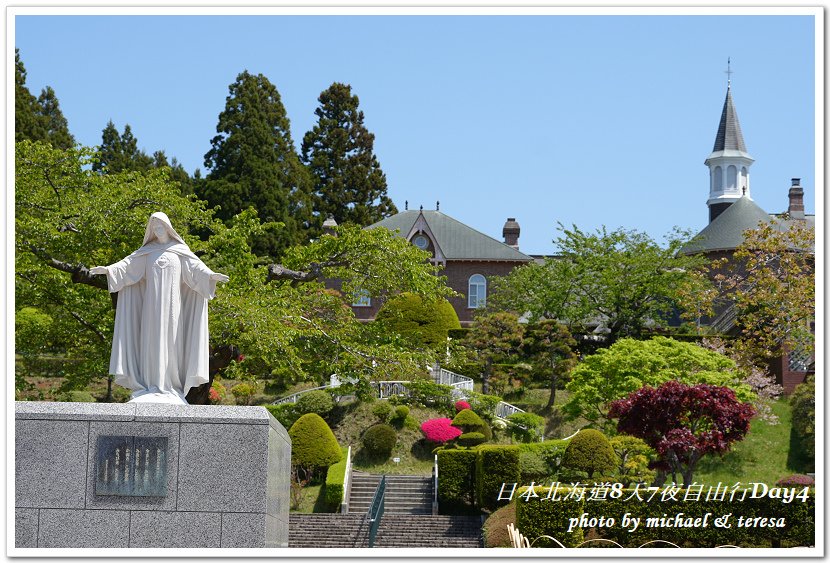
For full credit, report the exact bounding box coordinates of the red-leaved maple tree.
[608,380,755,487]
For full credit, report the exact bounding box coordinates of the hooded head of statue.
[142,212,187,247]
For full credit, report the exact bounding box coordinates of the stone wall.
[14,402,291,549]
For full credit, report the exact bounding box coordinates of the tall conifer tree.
[198,70,311,258]
[302,82,396,231]
[37,86,75,150]
[93,121,153,173]
[15,49,47,143]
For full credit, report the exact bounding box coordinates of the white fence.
[272,367,524,421]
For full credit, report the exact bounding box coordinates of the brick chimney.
[503,218,520,249]
[788,178,805,220]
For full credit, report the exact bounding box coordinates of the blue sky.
[13,11,817,255]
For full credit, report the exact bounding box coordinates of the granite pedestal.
[15,402,291,549]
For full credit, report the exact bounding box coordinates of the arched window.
[713,166,723,192]
[727,165,738,192]
[741,167,748,193]
[468,274,486,308]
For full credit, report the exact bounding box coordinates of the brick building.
[346,208,533,327]
[681,81,815,393]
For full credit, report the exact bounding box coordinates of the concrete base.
[14,402,291,549]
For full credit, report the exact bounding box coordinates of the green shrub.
[790,376,815,471]
[56,390,95,403]
[375,293,461,351]
[296,389,335,417]
[371,401,394,422]
[362,424,397,458]
[476,445,520,511]
[264,403,298,429]
[393,405,410,419]
[324,447,350,510]
[507,412,546,443]
[289,413,342,477]
[230,382,257,405]
[516,491,584,547]
[519,450,550,482]
[437,448,477,511]
[452,409,492,441]
[483,503,516,547]
[609,435,655,487]
[458,432,486,448]
[447,328,470,340]
[561,429,617,479]
[404,379,455,410]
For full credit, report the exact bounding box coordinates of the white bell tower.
[704,60,754,223]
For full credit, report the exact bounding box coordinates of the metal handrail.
[367,475,386,548]
[341,446,352,514]
[432,455,439,515]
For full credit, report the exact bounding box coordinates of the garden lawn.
[693,398,795,486]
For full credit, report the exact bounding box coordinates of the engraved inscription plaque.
[95,436,168,497]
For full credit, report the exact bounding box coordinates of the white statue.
[90,212,229,404]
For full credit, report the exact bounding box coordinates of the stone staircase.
[288,471,483,548]
[348,472,433,514]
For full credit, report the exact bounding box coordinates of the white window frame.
[352,289,371,307]
[468,274,487,309]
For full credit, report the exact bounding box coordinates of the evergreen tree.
[15,48,47,143]
[199,70,312,258]
[93,121,153,173]
[302,82,396,232]
[37,86,75,150]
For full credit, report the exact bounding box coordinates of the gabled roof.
[712,87,748,153]
[369,210,533,262]
[682,196,772,254]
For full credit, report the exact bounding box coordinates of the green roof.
[369,210,533,261]
[682,196,772,254]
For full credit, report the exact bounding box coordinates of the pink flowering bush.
[776,474,814,487]
[454,400,471,412]
[421,418,463,444]
[208,387,221,404]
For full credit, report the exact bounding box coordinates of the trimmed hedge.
[515,487,815,548]
[458,432,486,447]
[324,447,350,509]
[476,445,521,511]
[296,389,335,417]
[437,448,478,510]
[264,403,298,430]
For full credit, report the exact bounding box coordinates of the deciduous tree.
[609,380,755,486]
[562,336,754,432]
[711,219,814,364]
[490,225,713,342]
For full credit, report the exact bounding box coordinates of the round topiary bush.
[371,401,394,422]
[421,418,463,444]
[458,432,486,448]
[393,405,410,420]
[296,389,335,417]
[289,413,342,476]
[562,429,617,478]
[362,424,397,458]
[375,293,461,351]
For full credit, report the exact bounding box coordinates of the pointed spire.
[712,85,747,153]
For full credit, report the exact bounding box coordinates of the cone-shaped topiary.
[561,429,617,478]
[289,413,342,470]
